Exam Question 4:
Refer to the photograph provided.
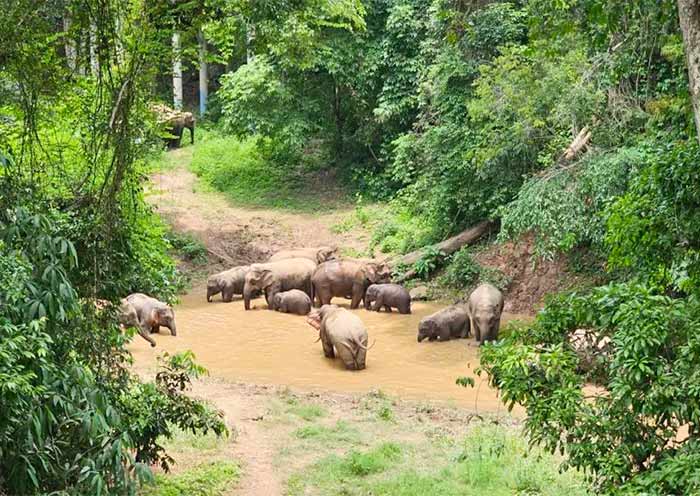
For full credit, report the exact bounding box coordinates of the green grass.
[286,424,591,496]
[293,420,362,444]
[140,460,240,496]
[189,131,348,212]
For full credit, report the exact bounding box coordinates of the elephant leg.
[372,295,384,312]
[470,316,480,342]
[151,324,160,334]
[384,305,392,312]
[137,326,156,347]
[321,325,335,358]
[350,284,363,309]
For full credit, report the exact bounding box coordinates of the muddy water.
[130,285,522,411]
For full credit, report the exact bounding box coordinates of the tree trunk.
[198,30,208,117]
[172,30,183,110]
[246,24,255,63]
[89,23,99,76]
[392,220,497,281]
[678,0,700,143]
[63,14,77,72]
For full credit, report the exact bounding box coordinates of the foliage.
[479,283,700,493]
[141,461,241,496]
[440,247,510,291]
[412,247,445,280]
[166,231,208,265]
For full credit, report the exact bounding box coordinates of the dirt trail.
[148,148,367,268]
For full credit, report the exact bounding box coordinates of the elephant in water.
[467,283,504,344]
[94,298,156,347]
[270,289,312,315]
[243,258,316,310]
[364,283,411,314]
[207,265,250,302]
[126,293,177,336]
[268,246,337,264]
[311,259,392,309]
[417,305,469,342]
[307,304,372,370]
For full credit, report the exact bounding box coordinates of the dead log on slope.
[391,220,497,281]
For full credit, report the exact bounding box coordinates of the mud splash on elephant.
[129,284,528,410]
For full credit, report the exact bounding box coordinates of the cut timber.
[392,220,497,281]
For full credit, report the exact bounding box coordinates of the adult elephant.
[243,258,316,310]
[467,283,504,344]
[311,259,391,309]
[307,305,371,370]
[163,112,195,149]
[126,293,177,336]
[268,246,337,264]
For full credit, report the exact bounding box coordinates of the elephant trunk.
[168,322,177,336]
[244,288,252,310]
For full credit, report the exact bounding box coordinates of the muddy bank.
[130,285,525,411]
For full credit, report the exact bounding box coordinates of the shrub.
[442,248,481,288]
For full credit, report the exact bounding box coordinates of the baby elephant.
[126,293,177,336]
[364,284,411,314]
[467,283,504,344]
[417,305,470,342]
[270,289,311,315]
[307,304,371,370]
[207,265,250,302]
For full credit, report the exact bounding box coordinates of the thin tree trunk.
[172,30,183,110]
[89,23,99,76]
[246,24,255,63]
[63,14,77,72]
[678,0,700,143]
[198,30,208,116]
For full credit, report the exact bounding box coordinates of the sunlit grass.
[140,460,240,496]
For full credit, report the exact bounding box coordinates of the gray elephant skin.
[311,260,391,309]
[307,304,371,370]
[467,283,504,344]
[243,258,316,310]
[126,293,177,336]
[364,283,411,314]
[207,265,250,302]
[269,246,337,264]
[417,305,470,342]
[271,289,312,315]
[118,298,157,347]
[164,113,195,149]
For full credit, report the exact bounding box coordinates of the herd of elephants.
[118,246,505,370]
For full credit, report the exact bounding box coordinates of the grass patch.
[140,460,240,496]
[189,131,348,212]
[288,402,327,421]
[293,420,361,444]
[286,424,590,496]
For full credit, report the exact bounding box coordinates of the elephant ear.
[362,263,378,282]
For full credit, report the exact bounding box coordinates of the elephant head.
[270,293,282,311]
[244,266,277,310]
[361,262,391,285]
[156,305,177,336]
[206,274,223,302]
[417,319,435,342]
[316,246,338,264]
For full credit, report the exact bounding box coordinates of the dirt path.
[148,148,369,269]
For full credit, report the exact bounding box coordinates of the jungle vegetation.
[3,0,700,494]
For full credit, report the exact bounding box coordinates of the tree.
[678,0,700,143]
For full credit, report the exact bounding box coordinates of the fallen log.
[391,220,497,281]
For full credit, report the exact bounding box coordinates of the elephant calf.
[417,305,470,342]
[467,283,504,344]
[94,298,156,347]
[307,305,371,370]
[207,265,250,302]
[126,293,177,337]
[364,284,411,314]
[271,289,311,315]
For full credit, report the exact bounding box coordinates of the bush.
[441,248,481,288]
[479,283,700,493]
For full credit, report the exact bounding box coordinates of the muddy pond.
[130,285,526,411]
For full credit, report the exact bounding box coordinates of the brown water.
[130,285,522,411]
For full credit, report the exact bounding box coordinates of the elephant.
[307,304,371,370]
[311,260,392,309]
[364,283,411,314]
[268,246,337,264]
[163,112,195,149]
[243,258,316,310]
[467,283,504,344]
[417,305,470,342]
[207,265,250,302]
[270,289,312,315]
[126,293,177,336]
[94,298,156,347]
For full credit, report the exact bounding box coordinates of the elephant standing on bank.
[268,246,337,264]
[307,304,371,370]
[126,293,177,336]
[207,265,250,302]
[467,283,504,344]
[243,258,316,310]
[311,260,392,309]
